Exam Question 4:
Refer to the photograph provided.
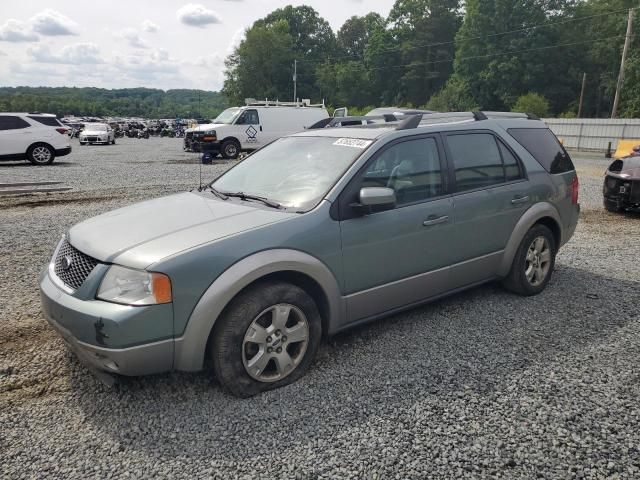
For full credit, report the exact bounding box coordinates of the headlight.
[204,130,216,136]
[97,265,172,305]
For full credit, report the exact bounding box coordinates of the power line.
[296,7,636,65]
[295,34,627,78]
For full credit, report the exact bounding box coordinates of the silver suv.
[40,111,580,397]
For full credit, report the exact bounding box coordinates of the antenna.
[199,152,203,191]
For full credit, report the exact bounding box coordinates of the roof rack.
[396,111,539,130]
[244,98,326,108]
[307,114,400,130]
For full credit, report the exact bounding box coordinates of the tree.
[337,13,385,57]
[223,21,295,104]
[363,0,461,107]
[511,92,551,117]
[254,6,336,101]
[426,76,478,111]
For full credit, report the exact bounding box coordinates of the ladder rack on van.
[244,98,326,108]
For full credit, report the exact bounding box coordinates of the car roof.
[292,112,548,141]
[1,112,57,117]
[293,126,396,140]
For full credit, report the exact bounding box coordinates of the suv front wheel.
[211,281,322,397]
[27,143,55,165]
[502,224,557,296]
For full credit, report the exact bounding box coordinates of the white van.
[184,100,330,159]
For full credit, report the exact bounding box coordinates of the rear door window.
[28,116,63,127]
[0,116,30,130]
[446,133,506,192]
[507,128,575,173]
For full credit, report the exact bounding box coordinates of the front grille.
[86,136,98,142]
[53,239,99,290]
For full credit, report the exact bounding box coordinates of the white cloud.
[227,27,245,54]
[0,50,7,56]
[31,9,78,36]
[0,19,39,42]
[114,49,179,80]
[141,20,159,33]
[29,43,104,64]
[177,4,221,28]
[120,28,148,49]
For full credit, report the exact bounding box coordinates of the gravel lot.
[1,137,639,479]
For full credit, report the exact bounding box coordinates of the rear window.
[28,116,63,127]
[507,128,574,174]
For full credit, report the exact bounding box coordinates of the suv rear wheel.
[211,281,321,397]
[502,224,556,296]
[27,143,55,165]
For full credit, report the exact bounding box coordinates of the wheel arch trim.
[173,249,344,372]
[497,202,563,277]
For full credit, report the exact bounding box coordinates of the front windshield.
[213,107,241,125]
[88,123,108,131]
[212,136,373,210]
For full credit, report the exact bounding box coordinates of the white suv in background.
[0,113,72,165]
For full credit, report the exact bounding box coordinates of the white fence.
[543,118,640,152]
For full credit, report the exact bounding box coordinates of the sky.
[0,0,396,92]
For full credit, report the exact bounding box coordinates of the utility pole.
[611,8,634,118]
[577,72,587,118]
[293,59,297,105]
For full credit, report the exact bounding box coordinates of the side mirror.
[351,187,396,214]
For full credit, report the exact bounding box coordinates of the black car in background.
[603,148,640,213]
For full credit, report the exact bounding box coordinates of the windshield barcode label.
[333,138,372,149]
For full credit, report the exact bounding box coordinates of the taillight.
[56,128,68,135]
[571,176,579,204]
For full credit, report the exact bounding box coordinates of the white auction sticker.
[333,138,372,149]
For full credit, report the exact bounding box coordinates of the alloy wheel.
[525,236,551,286]
[32,146,52,163]
[242,303,309,383]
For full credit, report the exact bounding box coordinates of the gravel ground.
[1,139,639,479]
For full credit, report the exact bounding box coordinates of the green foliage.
[426,76,478,111]
[223,21,295,105]
[0,87,227,118]
[511,93,551,117]
[225,6,335,104]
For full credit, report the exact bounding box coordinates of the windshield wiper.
[222,191,282,209]
[205,185,229,200]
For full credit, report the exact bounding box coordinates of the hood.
[187,123,224,133]
[68,192,296,269]
[609,157,640,179]
[81,128,108,135]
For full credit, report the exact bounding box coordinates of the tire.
[27,143,55,165]
[221,140,240,160]
[502,224,556,296]
[211,281,322,398]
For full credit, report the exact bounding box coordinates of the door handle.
[423,215,449,226]
[260,125,263,131]
[511,195,529,205]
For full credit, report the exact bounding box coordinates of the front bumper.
[39,269,174,377]
[80,136,109,143]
